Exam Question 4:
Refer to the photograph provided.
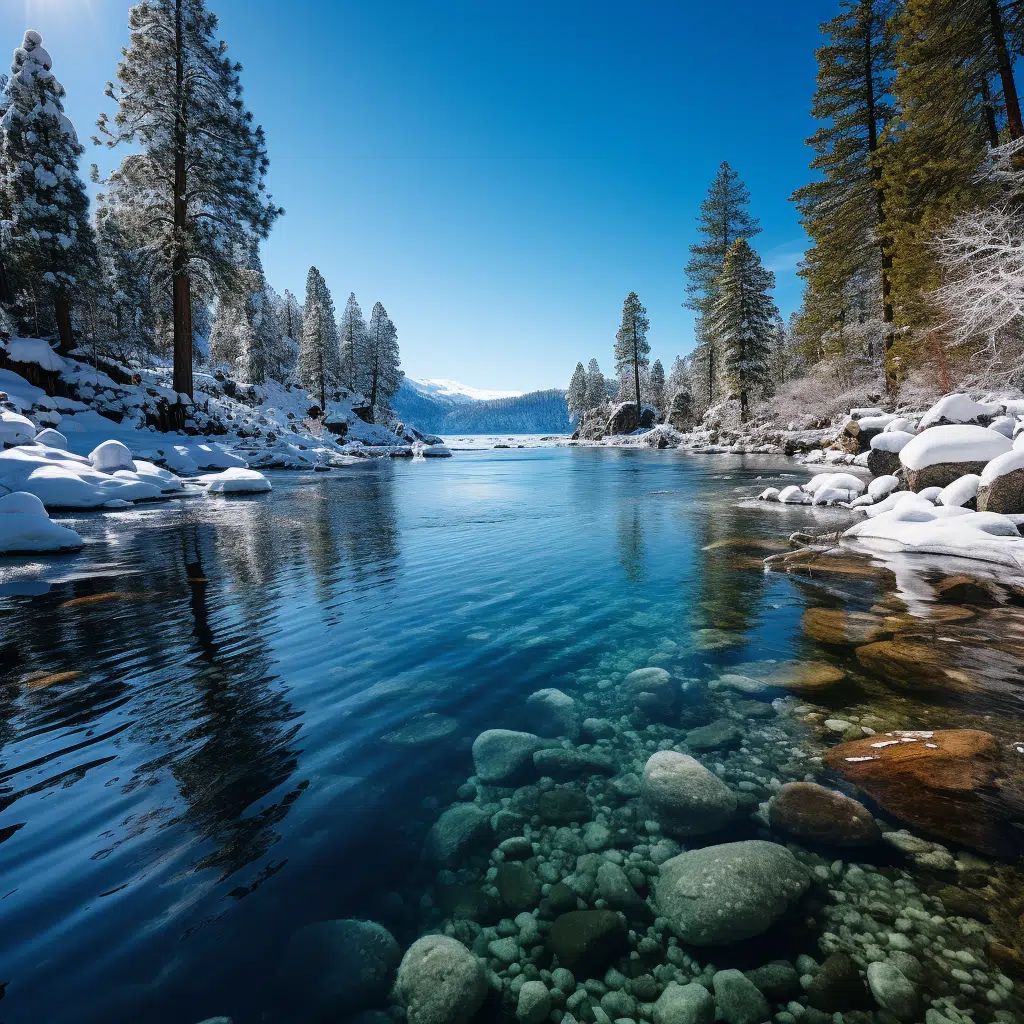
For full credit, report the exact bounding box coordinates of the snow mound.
[938,474,981,508]
[980,449,1024,486]
[884,417,917,433]
[90,439,137,473]
[4,337,65,373]
[0,409,37,446]
[779,484,811,505]
[988,415,1017,439]
[845,501,1024,571]
[899,425,1011,471]
[870,430,915,454]
[0,490,83,553]
[201,467,272,494]
[868,475,899,500]
[919,393,1002,429]
[34,428,67,449]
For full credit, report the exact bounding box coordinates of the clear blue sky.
[7,0,829,392]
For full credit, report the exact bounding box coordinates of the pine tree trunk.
[980,75,1001,148]
[989,0,1023,140]
[632,325,641,414]
[171,0,194,398]
[0,255,11,306]
[54,293,73,355]
[863,0,896,396]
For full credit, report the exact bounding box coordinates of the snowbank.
[4,336,65,373]
[0,490,83,553]
[898,425,1011,471]
[90,439,136,473]
[868,475,899,500]
[201,467,272,494]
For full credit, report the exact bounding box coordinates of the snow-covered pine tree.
[684,163,761,405]
[711,239,779,422]
[339,292,368,391]
[361,301,403,421]
[584,358,606,409]
[0,30,97,350]
[94,207,157,363]
[96,0,282,398]
[665,355,690,406]
[274,287,301,377]
[647,358,665,409]
[209,291,243,369]
[298,267,342,411]
[613,291,650,410]
[566,362,587,420]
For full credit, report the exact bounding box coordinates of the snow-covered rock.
[917,486,943,502]
[868,475,900,500]
[34,427,67,449]
[867,429,915,476]
[4,336,65,373]
[884,417,917,433]
[779,485,810,505]
[0,490,83,553]
[757,487,780,501]
[899,425,1012,490]
[938,474,981,508]
[977,450,1024,515]
[988,415,1017,439]
[0,409,37,446]
[201,467,272,494]
[89,439,137,473]
[805,472,866,505]
[918,393,1002,429]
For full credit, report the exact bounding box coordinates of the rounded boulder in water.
[641,751,737,836]
[652,981,714,1024]
[471,729,544,784]
[655,840,810,946]
[395,934,487,1024]
[524,687,579,739]
[279,918,400,1020]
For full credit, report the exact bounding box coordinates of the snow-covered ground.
[0,336,453,555]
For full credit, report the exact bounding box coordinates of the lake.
[1,446,1021,1023]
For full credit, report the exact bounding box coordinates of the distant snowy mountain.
[408,377,524,403]
[393,377,570,434]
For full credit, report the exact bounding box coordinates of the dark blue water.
[0,448,1019,1023]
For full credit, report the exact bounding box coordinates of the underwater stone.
[743,962,799,1002]
[534,747,617,780]
[685,718,743,752]
[525,688,580,739]
[656,841,810,946]
[279,919,401,1019]
[651,981,714,1024]
[425,804,491,863]
[641,752,737,837]
[396,935,487,1024]
[516,979,552,1023]
[548,909,629,976]
[472,730,545,784]
[805,953,871,1012]
[712,969,770,1024]
[769,782,881,847]
[866,962,919,1020]
[496,862,541,914]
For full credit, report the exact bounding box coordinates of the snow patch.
[899,425,1011,471]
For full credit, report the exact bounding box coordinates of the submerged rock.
[495,862,541,913]
[548,909,628,975]
[825,729,1004,854]
[533,747,617,780]
[655,840,810,945]
[395,935,487,1024]
[685,717,742,752]
[866,961,919,1020]
[712,969,770,1024]
[765,660,846,694]
[652,982,714,1024]
[806,952,871,1012]
[641,751,737,836]
[802,608,888,647]
[769,782,881,847]
[525,687,579,739]
[626,666,676,716]
[855,639,976,691]
[280,919,400,1020]
[471,729,544,784]
[425,804,491,863]
[516,980,552,1024]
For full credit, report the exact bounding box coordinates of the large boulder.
[712,969,770,1024]
[802,608,887,647]
[824,729,1005,855]
[666,390,696,431]
[855,639,976,691]
[977,450,1024,514]
[641,751,737,836]
[899,425,1011,491]
[919,393,1002,429]
[626,666,676,717]
[606,401,656,436]
[868,430,914,477]
[652,982,714,1024]
[768,782,881,847]
[280,919,400,1020]
[471,729,544,784]
[425,803,491,863]
[655,840,810,946]
[395,935,487,1024]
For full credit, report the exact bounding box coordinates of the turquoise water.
[0,448,1020,1023]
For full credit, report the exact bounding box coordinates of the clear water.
[0,448,1021,1023]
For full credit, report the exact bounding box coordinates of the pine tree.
[665,355,690,406]
[684,163,761,404]
[791,0,897,386]
[96,0,282,398]
[0,31,97,350]
[362,301,403,421]
[880,0,997,361]
[274,287,301,377]
[711,239,778,422]
[647,358,666,409]
[584,358,606,409]
[297,267,341,411]
[339,292,367,390]
[614,292,650,410]
[566,362,587,420]
[209,291,243,369]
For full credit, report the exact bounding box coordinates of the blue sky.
[7,0,828,391]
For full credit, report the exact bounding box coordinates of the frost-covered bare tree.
[96,0,282,397]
